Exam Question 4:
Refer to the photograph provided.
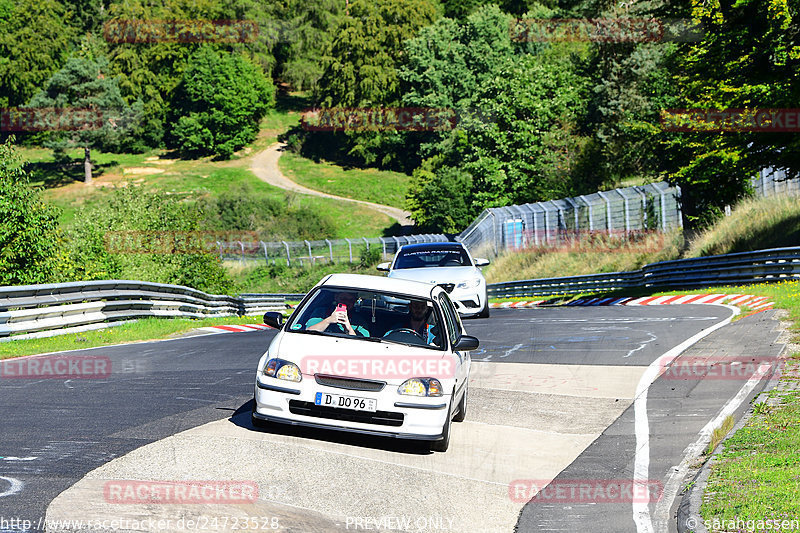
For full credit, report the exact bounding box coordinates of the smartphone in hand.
[336,303,347,313]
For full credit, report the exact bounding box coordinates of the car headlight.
[263,358,302,382]
[457,278,482,290]
[398,378,443,397]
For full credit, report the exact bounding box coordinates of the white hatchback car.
[377,242,491,318]
[253,273,477,452]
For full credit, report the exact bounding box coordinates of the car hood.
[386,266,480,284]
[272,331,451,383]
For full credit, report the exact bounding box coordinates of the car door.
[437,292,469,398]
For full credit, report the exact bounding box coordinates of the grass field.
[279,151,411,209]
[700,365,800,532]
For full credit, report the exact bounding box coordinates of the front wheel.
[430,401,452,452]
[453,385,467,422]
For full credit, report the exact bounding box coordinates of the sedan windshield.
[393,247,472,269]
[287,287,445,350]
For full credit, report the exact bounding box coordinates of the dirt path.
[250,142,414,226]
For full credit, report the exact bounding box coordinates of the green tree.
[272,0,346,91]
[0,0,76,108]
[316,0,439,108]
[406,50,589,230]
[105,0,278,148]
[167,46,275,158]
[663,0,800,226]
[0,138,61,285]
[28,55,141,184]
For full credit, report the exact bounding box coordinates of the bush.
[0,138,62,285]
[64,186,233,294]
[168,47,276,159]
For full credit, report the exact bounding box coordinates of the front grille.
[315,374,386,391]
[289,400,404,427]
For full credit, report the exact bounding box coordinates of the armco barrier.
[0,281,298,341]
[487,246,800,298]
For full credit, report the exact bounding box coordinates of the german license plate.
[315,392,377,412]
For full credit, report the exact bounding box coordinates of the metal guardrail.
[0,281,294,341]
[487,246,800,298]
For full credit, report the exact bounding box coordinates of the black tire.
[431,400,452,452]
[453,385,467,422]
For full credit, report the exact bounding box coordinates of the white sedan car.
[252,273,477,452]
[377,242,491,318]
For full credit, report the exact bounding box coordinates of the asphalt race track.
[0,305,786,533]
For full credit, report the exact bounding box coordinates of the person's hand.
[326,309,356,335]
[336,310,356,335]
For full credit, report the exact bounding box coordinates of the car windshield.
[286,287,445,350]
[393,247,472,269]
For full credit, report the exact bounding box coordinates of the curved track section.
[0,305,785,532]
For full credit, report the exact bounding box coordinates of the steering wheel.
[383,328,425,341]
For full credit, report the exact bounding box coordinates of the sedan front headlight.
[398,378,443,397]
[457,278,482,290]
[263,358,302,382]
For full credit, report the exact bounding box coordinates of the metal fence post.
[236,241,245,265]
[325,239,333,263]
[580,195,593,231]
[362,237,370,254]
[345,238,353,262]
[597,191,612,232]
[304,240,313,263]
[282,241,290,266]
[260,241,268,266]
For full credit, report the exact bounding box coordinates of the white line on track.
[0,476,24,498]
[632,304,739,533]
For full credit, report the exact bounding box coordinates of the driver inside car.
[404,300,440,346]
[305,291,370,337]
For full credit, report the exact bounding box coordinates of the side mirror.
[453,335,480,351]
[475,258,490,267]
[376,262,391,272]
[263,311,285,330]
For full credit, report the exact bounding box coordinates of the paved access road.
[0,305,784,532]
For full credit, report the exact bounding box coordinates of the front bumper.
[254,375,451,439]
[448,286,486,316]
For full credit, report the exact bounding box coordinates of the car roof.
[397,242,466,252]
[319,273,441,299]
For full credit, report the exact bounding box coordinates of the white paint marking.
[501,344,525,358]
[653,364,771,531]
[632,304,738,533]
[2,456,37,461]
[625,332,658,358]
[0,476,24,498]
